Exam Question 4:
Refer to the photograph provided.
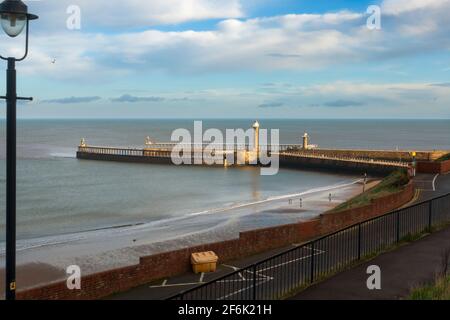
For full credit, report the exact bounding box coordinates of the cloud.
[323,99,366,107]
[267,53,302,59]
[258,102,284,108]
[111,94,165,103]
[429,83,450,87]
[13,0,450,83]
[29,0,244,29]
[41,96,102,104]
[381,0,449,15]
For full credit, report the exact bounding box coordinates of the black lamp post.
[0,0,38,300]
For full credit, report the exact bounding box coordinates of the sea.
[0,119,449,244]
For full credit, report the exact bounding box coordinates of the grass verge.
[330,169,410,213]
[409,276,450,300]
[436,153,450,162]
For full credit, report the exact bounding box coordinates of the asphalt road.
[413,171,450,202]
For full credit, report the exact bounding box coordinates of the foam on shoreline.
[0,178,370,291]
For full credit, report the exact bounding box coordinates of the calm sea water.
[0,119,449,241]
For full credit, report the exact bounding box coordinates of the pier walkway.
[77,144,411,175]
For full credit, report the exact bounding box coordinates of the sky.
[0,0,449,119]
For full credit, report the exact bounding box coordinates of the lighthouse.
[302,132,309,150]
[252,120,260,152]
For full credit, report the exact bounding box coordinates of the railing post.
[252,264,257,300]
[310,241,315,284]
[428,200,433,230]
[396,211,400,243]
[358,223,361,260]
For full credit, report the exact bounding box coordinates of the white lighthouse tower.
[302,132,309,150]
[252,120,260,152]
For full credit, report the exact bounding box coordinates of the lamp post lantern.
[0,0,38,300]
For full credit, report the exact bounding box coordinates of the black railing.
[168,192,450,300]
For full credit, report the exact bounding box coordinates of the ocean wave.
[0,178,362,255]
[49,152,76,159]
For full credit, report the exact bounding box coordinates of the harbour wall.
[17,182,414,300]
[417,160,450,174]
[77,151,406,175]
[298,149,447,162]
[278,154,400,175]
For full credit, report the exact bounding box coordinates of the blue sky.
[0,0,449,119]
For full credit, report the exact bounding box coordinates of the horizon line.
[0,117,449,121]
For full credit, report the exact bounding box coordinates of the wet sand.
[0,179,379,293]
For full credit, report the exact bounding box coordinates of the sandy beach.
[0,178,378,294]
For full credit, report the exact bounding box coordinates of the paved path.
[291,225,450,300]
[291,172,450,300]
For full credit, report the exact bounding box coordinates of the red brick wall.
[442,160,450,173]
[417,160,450,174]
[17,183,414,300]
[319,182,414,234]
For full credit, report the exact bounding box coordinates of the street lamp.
[0,0,38,300]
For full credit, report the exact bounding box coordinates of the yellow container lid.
[191,251,218,264]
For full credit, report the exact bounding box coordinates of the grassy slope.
[329,169,410,213]
[410,275,450,300]
[436,153,450,162]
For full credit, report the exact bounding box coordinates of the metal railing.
[168,192,450,300]
[78,146,146,157]
[279,152,409,168]
[78,145,409,168]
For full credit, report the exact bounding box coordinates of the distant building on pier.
[302,132,318,150]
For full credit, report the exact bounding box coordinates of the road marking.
[218,278,272,300]
[222,264,246,280]
[222,264,240,271]
[218,269,274,284]
[432,174,439,191]
[304,246,326,254]
[149,282,204,288]
[258,251,324,273]
[148,248,326,294]
[217,249,326,300]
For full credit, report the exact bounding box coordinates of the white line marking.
[218,278,272,300]
[149,282,204,289]
[222,264,240,271]
[154,248,326,296]
[218,269,274,284]
[258,252,324,273]
[223,264,246,280]
[304,246,326,254]
[432,174,439,191]
[217,250,326,299]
